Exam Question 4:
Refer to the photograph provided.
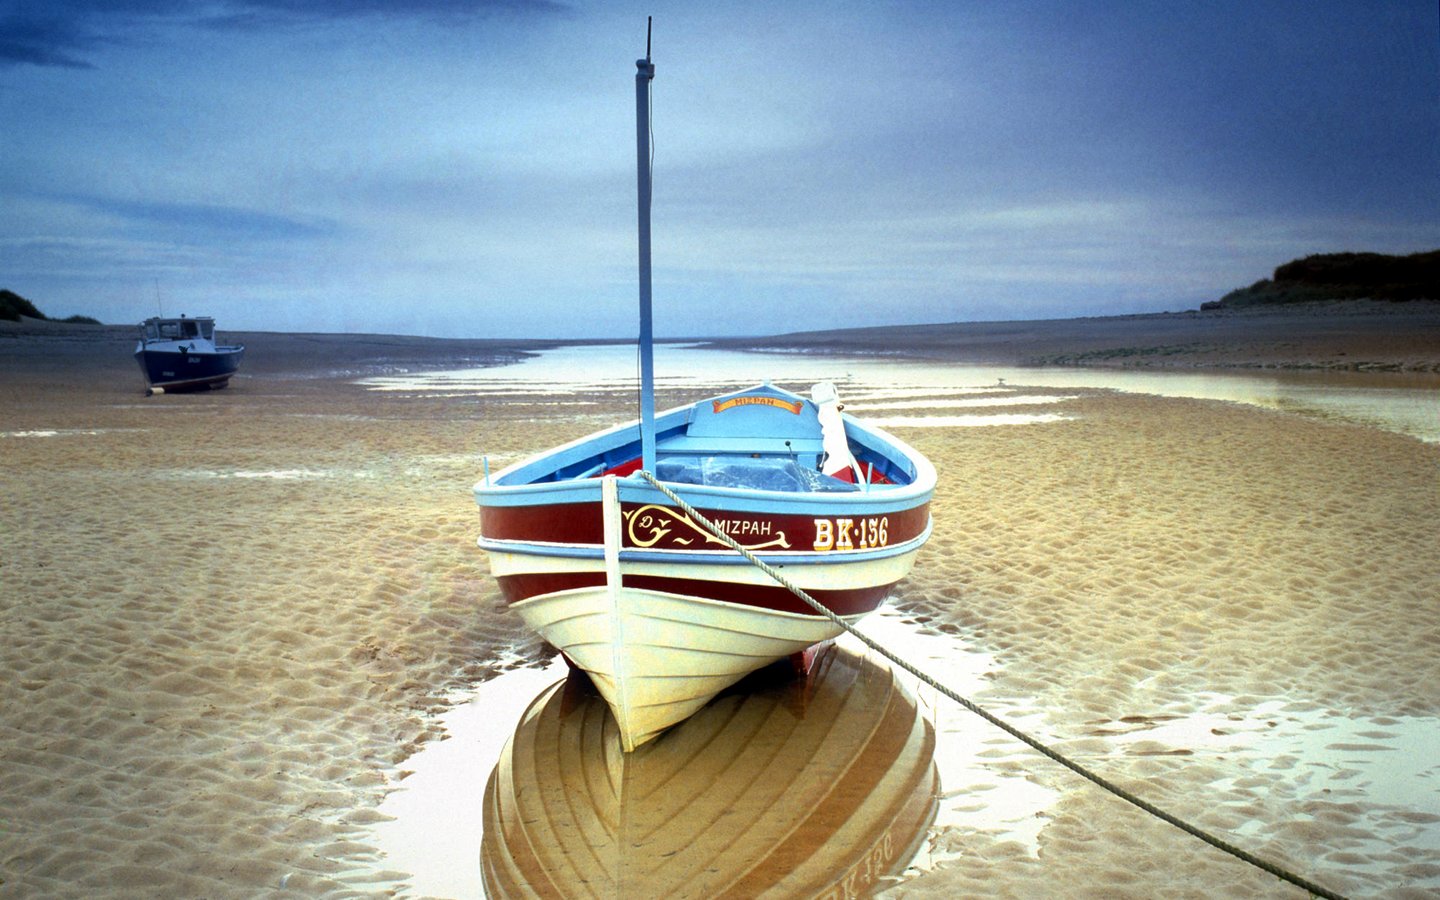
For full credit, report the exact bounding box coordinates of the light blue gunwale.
[476,472,932,516]
[475,385,936,501]
[474,383,939,527]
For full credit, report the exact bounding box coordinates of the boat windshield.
[655,455,859,493]
[146,319,203,340]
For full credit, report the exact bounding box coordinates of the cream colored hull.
[491,475,924,750]
[511,585,862,751]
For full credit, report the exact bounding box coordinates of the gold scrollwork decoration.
[623,504,791,550]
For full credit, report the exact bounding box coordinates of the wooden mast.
[636,19,657,473]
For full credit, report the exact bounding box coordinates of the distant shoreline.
[0,318,565,381]
[701,300,1440,373]
[4,298,1439,378]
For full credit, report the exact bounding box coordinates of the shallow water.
[360,343,1440,443]
[370,657,568,898]
[372,603,1440,897]
[370,609,1016,899]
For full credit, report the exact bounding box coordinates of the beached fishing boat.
[481,643,938,898]
[473,32,935,751]
[134,315,244,394]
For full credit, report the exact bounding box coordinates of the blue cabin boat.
[134,315,245,394]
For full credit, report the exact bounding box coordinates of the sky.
[2,1,1437,339]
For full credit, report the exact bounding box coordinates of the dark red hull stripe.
[482,500,929,554]
[496,571,896,618]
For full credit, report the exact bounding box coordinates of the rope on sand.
[638,469,1347,900]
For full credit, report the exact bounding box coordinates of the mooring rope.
[637,470,1346,900]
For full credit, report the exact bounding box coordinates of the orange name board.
[712,396,803,415]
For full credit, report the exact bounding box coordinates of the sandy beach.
[2,309,1438,898]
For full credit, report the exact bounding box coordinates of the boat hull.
[511,584,876,749]
[475,384,936,750]
[134,345,244,391]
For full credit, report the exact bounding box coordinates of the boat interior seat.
[656,434,825,468]
[662,387,830,468]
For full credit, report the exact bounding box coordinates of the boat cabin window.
[199,321,214,340]
[151,319,201,340]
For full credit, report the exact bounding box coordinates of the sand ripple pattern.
[1,375,551,897]
[890,390,1440,897]
[2,341,1437,898]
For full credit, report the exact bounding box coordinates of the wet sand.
[704,299,1440,372]
[887,389,1440,898]
[2,316,1438,897]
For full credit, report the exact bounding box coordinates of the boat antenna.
[635,16,657,473]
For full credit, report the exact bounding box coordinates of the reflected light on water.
[864,413,1072,429]
[479,642,937,898]
[365,609,1048,897]
[371,629,948,898]
[369,658,567,899]
[846,395,1079,410]
[359,344,1439,442]
[367,603,1440,897]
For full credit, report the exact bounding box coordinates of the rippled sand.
[1,332,556,896]
[885,390,1440,898]
[2,325,1437,897]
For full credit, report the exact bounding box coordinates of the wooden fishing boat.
[134,315,244,394]
[475,382,935,749]
[473,32,935,751]
[480,643,939,898]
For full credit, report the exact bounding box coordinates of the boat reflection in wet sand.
[481,643,938,899]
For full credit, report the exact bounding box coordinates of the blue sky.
[2,1,1437,339]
